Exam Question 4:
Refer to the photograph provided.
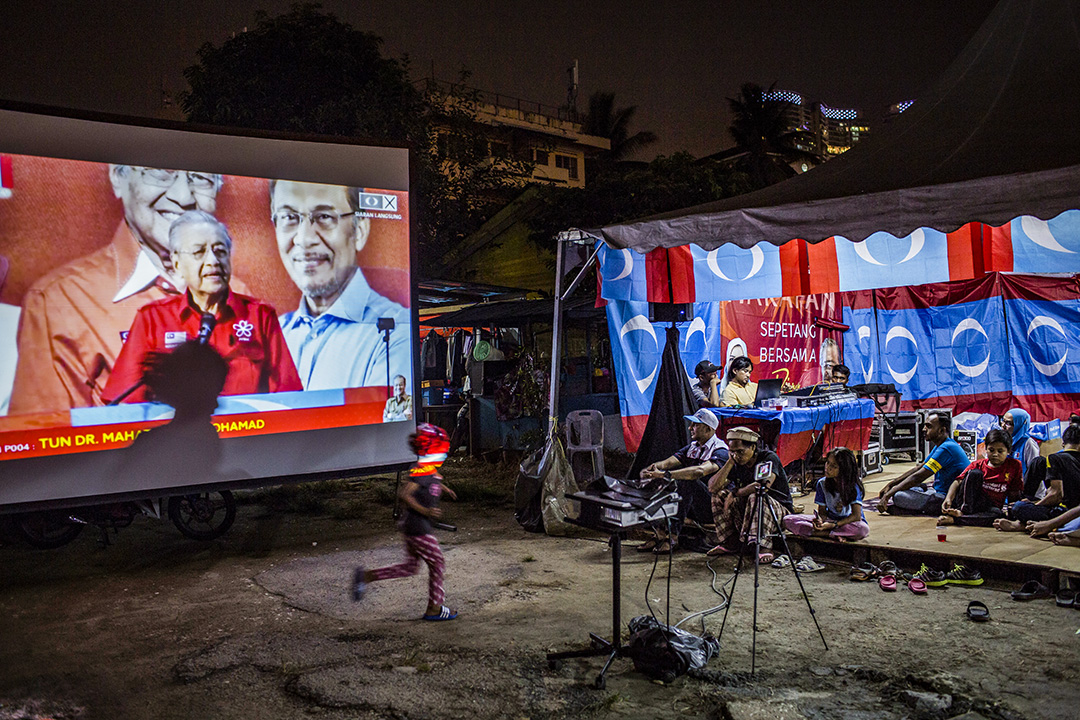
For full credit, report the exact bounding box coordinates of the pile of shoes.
[848,560,984,594]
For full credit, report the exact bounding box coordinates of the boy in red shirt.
[939,429,1023,527]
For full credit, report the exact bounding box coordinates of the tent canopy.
[599,0,1080,252]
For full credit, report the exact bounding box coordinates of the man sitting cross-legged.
[996,423,1080,533]
[875,412,968,516]
[707,426,795,562]
[636,408,729,554]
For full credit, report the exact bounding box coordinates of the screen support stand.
[546,529,626,689]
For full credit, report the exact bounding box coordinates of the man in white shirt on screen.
[269,180,410,391]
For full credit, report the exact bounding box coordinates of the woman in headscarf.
[1001,408,1040,479]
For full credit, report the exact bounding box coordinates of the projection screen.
[0,106,417,509]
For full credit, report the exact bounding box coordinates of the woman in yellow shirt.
[721,356,758,407]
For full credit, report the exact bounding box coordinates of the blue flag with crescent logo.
[597,241,648,302]
[1010,211,1080,275]
[842,306,881,386]
[835,228,950,292]
[926,298,1010,399]
[689,242,783,301]
[876,308,934,400]
[873,300,1010,401]
[1004,298,1080,396]
[605,300,723,419]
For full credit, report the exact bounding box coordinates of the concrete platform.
[786,461,1080,590]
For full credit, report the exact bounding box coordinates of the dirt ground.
[1,458,1078,720]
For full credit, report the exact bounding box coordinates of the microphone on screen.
[197,313,217,344]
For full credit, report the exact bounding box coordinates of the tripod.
[716,482,828,674]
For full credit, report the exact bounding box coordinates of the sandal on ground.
[907,578,928,594]
[878,575,897,592]
[653,538,678,554]
[1055,590,1077,608]
[849,562,878,581]
[422,605,458,621]
[706,544,735,557]
[757,552,775,564]
[966,600,990,622]
[877,560,899,577]
[636,538,659,553]
[1011,580,1053,601]
[771,555,792,569]
[795,556,825,573]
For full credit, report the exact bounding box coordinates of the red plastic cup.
[936,526,947,542]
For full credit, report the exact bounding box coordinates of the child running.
[352,423,458,621]
[783,447,869,542]
[939,428,1022,527]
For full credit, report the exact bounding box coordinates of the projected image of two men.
[0,153,413,463]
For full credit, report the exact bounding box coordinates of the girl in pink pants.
[783,447,869,542]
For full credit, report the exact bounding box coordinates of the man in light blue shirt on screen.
[270,180,410,392]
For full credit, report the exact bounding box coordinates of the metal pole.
[546,232,602,443]
[546,234,566,443]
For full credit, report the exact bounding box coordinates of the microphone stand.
[377,317,395,399]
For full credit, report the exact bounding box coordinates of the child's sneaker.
[911,563,947,587]
[351,566,367,602]
[944,563,983,586]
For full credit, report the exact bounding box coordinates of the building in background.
[422,77,610,189]
[762,89,871,157]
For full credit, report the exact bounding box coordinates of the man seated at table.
[692,360,722,408]
[874,412,967,516]
[636,408,729,554]
[707,426,795,561]
[831,364,851,386]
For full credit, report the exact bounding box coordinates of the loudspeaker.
[649,303,693,323]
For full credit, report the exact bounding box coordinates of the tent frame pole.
[547,231,602,443]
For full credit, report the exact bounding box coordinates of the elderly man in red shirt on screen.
[11,165,229,415]
[102,211,301,404]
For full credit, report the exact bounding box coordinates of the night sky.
[0,1,998,158]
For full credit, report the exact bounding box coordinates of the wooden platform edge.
[787,536,1072,591]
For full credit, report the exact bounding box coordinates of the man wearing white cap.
[637,408,730,553]
[707,425,794,562]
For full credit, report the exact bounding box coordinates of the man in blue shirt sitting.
[875,412,969,516]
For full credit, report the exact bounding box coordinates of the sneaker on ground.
[944,563,984,586]
[911,563,947,587]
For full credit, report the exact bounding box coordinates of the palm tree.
[584,91,659,164]
[727,83,819,189]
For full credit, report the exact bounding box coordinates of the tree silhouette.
[180,4,528,275]
[583,91,659,165]
[727,83,819,189]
